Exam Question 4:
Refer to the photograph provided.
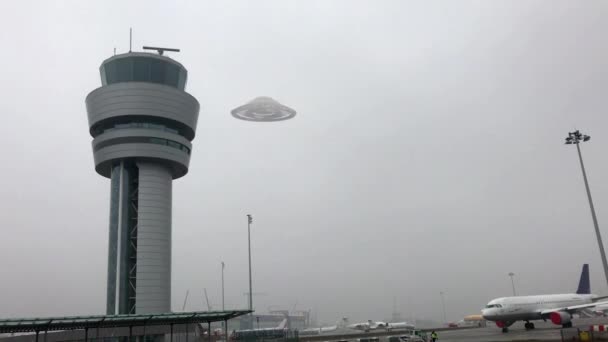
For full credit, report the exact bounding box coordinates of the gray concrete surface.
[305,318,608,342]
[433,318,608,342]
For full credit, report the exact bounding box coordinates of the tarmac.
[302,317,608,342]
[426,318,608,342]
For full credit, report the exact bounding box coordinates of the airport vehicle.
[357,338,379,342]
[481,264,608,333]
[388,330,425,342]
[348,320,414,332]
[456,314,486,327]
[398,335,425,342]
[231,318,288,340]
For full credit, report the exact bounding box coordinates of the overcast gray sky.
[1,0,608,325]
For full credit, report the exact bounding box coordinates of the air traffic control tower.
[85,48,199,315]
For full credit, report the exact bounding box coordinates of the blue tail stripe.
[577,264,590,294]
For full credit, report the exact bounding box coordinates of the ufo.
[231,96,296,122]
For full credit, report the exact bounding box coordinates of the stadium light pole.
[247,214,254,327]
[565,130,608,288]
[439,291,447,324]
[508,272,516,296]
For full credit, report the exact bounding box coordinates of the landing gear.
[524,322,535,330]
[562,322,573,328]
[502,327,509,333]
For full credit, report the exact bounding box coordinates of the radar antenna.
[143,46,181,55]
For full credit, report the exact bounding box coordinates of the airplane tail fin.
[277,319,288,329]
[576,264,591,294]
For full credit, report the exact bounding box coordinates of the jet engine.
[550,312,571,325]
[495,321,515,328]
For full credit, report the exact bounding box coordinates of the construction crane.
[182,290,190,311]
[204,288,212,311]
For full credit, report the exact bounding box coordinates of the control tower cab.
[85,50,199,315]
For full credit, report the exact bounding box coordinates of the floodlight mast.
[565,130,608,288]
[508,272,516,296]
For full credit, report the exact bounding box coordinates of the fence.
[231,330,299,342]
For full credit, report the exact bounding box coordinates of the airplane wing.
[540,301,608,316]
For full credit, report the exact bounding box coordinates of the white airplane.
[300,325,338,335]
[348,320,384,332]
[592,303,608,316]
[348,320,414,332]
[386,322,416,330]
[482,264,608,333]
[300,317,349,335]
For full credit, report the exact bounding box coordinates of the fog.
[1,0,608,326]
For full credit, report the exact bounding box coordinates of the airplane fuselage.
[348,321,413,332]
[482,293,596,324]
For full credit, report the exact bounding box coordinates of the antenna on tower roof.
[142,46,181,55]
[129,28,132,52]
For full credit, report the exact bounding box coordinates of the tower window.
[102,56,186,90]
[94,136,191,155]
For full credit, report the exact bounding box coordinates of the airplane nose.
[481,309,494,320]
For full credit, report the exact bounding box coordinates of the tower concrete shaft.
[86,52,199,315]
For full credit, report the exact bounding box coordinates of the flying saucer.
[231,96,296,122]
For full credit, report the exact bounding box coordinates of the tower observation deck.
[85,50,199,315]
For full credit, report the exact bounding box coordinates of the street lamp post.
[439,292,447,324]
[508,272,516,296]
[247,214,253,328]
[565,130,608,287]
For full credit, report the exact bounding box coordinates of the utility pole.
[565,130,608,288]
